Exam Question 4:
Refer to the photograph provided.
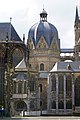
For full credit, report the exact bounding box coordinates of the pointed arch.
[29,37,35,49]
[16,101,27,111]
[50,37,59,50]
[12,48,23,66]
[75,75,80,106]
[36,36,48,48]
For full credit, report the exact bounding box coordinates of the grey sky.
[0,0,79,48]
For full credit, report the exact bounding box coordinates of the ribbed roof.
[28,21,59,47]
[28,9,60,48]
[0,23,21,41]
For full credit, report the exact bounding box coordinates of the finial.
[43,4,44,10]
[75,6,79,22]
[23,34,25,43]
[10,17,12,23]
[6,32,9,41]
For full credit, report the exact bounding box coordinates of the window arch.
[52,101,56,109]
[75,75,80,106]
[16,101,27,111]
[12,48,23,67]
[40,63,44,71]
[18,82,22,93]
[51,74,56,91]
[58,101,64,109]
[66,100,72,109]
[39,84,42,92]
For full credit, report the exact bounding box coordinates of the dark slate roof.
[28,21,60,48]
[0,23,21,41]
[15,58,27,69]
[13,72,27,81]
[50,61,80,73]
[60,48,74,53]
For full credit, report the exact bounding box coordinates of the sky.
[0,0,79,48]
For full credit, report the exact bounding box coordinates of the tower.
[74,6,80,60]
[0,22,27,116]
[27,9,60,111]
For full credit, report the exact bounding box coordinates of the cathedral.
[0,6,80,116]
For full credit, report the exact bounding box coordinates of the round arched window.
[40,63,44,71]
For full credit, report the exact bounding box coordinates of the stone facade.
[0,7,80,116]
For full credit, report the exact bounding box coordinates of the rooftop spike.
[75,6,79,22]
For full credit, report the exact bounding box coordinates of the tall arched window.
[75,76,80,106]
[16,101,27,111]
[18,82,22,93]
[51,74,56,91]
[13,48,23,67]
[40,63,44,71]
[39,84,42,92]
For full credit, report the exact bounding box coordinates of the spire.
[75,6,79,22]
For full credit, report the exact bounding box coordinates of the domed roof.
[28,9,60,48]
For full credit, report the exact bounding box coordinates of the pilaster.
[47,73,51,110]
[56,73,58,113]
[64,73,66,113]
[72,73,75,112]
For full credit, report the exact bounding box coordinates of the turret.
[75,6,79,23]
[74,6,80,61]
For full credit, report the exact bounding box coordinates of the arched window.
[39,84,42,92]
[13,81,16,93]
[24,81,27,93]
[66,74,72,94]
[51,74,56,91]
[59,74,64,96]
[13,48,23,67]
[58,101,64,109]
[30,100,35,110]
[16,101,27,111]
[75,76,80,106]
[40,63,44,71]
[52,101,56,109]
[66,100,72,109]
[18,82,22,94]
[30,79,35,92]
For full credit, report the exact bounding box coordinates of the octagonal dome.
[28,9,60,48]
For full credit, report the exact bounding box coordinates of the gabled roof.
[50,61,80,73]
[0,23,21,41]
[15,58,27,69]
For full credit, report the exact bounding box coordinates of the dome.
[28,9,60,48]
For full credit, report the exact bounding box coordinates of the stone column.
[64,73,66,113]
[56,73,58,113]
[72,73,75,112]
[47,73,51,111]
[10,101,14,116]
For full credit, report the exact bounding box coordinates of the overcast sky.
[0,0,79,48]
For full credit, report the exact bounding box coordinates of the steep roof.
[15,58,27,72]
[50,61,80,73]
[0,23,21,41]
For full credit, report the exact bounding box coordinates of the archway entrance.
[16,101,27,111]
